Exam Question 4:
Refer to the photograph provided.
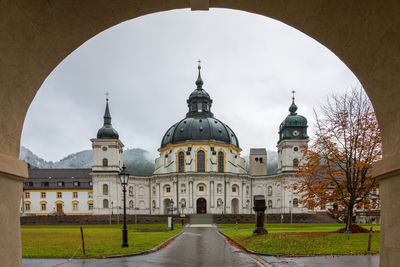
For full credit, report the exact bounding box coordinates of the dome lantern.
[186,61,214,118]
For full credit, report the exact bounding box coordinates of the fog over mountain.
[19,146,157,176]
[20,146,278,176]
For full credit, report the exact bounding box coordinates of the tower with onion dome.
[276,91,309,173]
[91,97,124,215]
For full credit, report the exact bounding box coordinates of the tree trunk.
[346,203,354,231]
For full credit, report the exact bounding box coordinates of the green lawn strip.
[22,226,180,258]
[22,224,169,230]
[221,229,379,256]
[218,223,380,232]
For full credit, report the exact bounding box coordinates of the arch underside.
[1,1,400,266]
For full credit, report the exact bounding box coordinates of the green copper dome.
[97,100,119,139]
[278,97,308,142]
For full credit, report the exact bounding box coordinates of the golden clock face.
[292,130,300,136]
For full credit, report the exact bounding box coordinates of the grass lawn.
[218,223,380,232]
[21,224,180,258]
[221,226,380,256]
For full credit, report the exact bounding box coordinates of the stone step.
[189,214,214,224]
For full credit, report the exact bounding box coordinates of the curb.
[218,230,273,267]
[104,230,183,259]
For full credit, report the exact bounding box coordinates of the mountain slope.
[20,146,156,176]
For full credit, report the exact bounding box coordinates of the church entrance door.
[56,203,63,213]
[197,198,207,214]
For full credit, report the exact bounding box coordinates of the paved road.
[23,226,262,267]
[261,254,379,267]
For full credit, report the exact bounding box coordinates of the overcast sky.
[21,9,360,161]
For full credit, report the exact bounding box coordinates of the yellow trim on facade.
[175,148,186,173]
[23,201,31,211]
[195,147,207,172]
[158,141,242,153]
[40,201,47,211]
[72,200,79,211]
[87,200,94,211]
[216,148,226,173]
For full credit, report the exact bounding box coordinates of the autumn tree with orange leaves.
[292,87,382,230]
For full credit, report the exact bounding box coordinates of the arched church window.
[268,186,272,196]
[260,157,263,163]
[293,158,299,167]
[129,200,134,209]
[268,200,272,208]
[103,199,109,208]
[293,198,299,208]
[197,150,205,172]
[178,152,185,173]
[102,158,108,167]
[129,186,134,196]
[152,200,156,209]
[218,152,224,173]
[103,184,108,195]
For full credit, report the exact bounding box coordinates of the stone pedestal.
[0,154,28,267]
[374,159,400,267]
[253,195,267,235]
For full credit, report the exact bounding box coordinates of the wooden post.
[80,226,86,255]
[367,227,372,252]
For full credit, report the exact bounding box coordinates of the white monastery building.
[22,64,311,216]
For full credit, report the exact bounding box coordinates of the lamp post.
[119,165,130,248]
[170,198,174,231]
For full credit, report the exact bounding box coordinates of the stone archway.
[197,198,207,214]
[1,2,400,266]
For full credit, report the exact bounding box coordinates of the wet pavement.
[23,226,262,267]
[261,254,379,267]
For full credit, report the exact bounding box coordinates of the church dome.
[97,99,119,139]
[161,117,239,148]
[160,63,239,149]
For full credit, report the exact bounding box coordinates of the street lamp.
[119,165,130,248]
[170,198,174,231]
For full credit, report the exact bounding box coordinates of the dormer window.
[42,182,49,187]
[73,181,80,187]
[58,181,64,187]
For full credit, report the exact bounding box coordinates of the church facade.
[91,65,311,216]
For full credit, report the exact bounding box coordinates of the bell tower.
[277,92,309,173]
[91,97,123,172]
